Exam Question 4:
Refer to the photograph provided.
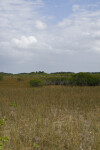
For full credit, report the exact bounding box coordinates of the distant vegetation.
[29,79,44,87]
[17,77,24,82]
[0,71,100,86]
[0,75,3,81]
[70,72,100,86]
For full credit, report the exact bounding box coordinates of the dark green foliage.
[71,73,100,86]
[87,74,100,86]
[29,79,44,87]
[0,71,100,86]
[17,77,24,81]
[0,72,13,76]
[44,77,71,85]
[50,72,75,75]
[0,75,3,81]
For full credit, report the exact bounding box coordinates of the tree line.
[29,73,100,86]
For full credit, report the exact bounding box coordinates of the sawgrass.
[0,83,100,149]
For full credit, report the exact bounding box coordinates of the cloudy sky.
[0,0,100,73]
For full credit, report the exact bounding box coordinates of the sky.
[0,0,100,73]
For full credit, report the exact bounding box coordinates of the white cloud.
[72,5,80,11]
[12,36,37,48]
[35,20,47,30]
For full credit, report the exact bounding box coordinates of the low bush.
[0,75,3,81]
[29,79,44,87]
[17,77,24,81]
[44,77,71,85]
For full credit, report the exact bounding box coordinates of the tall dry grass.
[0,85,100,149]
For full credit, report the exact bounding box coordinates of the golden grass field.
[0,78,100,150]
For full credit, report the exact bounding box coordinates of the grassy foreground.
[0,86,100,150]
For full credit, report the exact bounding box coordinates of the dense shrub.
[0,75,3,81]
[17,78,24,81]
[87,75,100,86]
[29,79,44,87]
[71,73,100,86]
[44,77,70,85]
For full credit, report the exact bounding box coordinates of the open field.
[0,84,100,149]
